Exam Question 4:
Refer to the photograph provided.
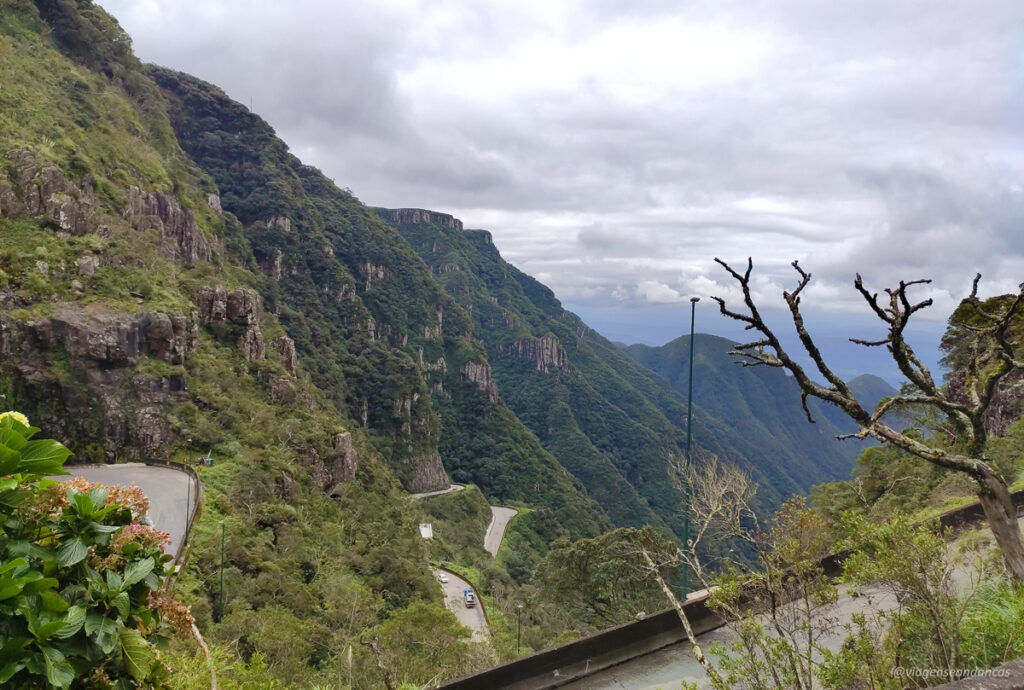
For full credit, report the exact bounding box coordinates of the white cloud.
[98,0,1024,339]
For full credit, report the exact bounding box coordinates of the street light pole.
[517,603,523,654]
[218,521,225,620]
[682,297,699,593]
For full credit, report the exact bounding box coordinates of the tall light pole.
[218,520,225,621]
[516,603,524,654]
[682,297,699,592]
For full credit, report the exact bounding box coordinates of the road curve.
[433,567,489,642]
[53,463,198,561]
[411,483,465,499]
[484,506,518,557]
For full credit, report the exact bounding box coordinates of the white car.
[437,573,449,584]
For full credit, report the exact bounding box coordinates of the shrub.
[0,411,192,688]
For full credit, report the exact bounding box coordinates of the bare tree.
[711,259,1024,581]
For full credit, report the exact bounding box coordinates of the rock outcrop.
[2,148,97,235]
[462,360,498,402]
[274,335,298,376]
[404,450,449,493]
[0,304,197,461]
[309,432,359,496]
[195,286,265,361]
[511,333,570,371]
[125,186,211,266]
[948,368,1024,437]
[380,208,463,231]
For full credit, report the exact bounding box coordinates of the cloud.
[99,0,1024,339]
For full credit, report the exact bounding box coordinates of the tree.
[711,260,1024,582]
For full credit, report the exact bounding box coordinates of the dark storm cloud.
[101,0,1024,328]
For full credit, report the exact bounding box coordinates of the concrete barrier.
[438,488,1024,689]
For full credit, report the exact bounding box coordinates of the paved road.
[411,483,465,499]
[433,567,488,642]
[484,506,518,557]
[54,463,197,561]
[562,583,896,689]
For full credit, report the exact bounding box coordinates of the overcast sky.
[100,0,1023,380]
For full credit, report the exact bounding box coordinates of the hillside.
[622,335,890,499]
[386,213,866,524]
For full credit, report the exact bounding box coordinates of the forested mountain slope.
[147,67,608,539]
[387,213,865,525]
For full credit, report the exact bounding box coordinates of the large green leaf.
[0,661,25,685]
[20,439,72,467]
[56,539,87,568]
[39,590,69,613]
[117,626,155,682]
[69,490,93,517]
[53,605,86,640]
[41,645,74,689]
[111,591,130,619]
[122,557,155,589]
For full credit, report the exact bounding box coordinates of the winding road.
[53,463,198,561]
[434,567,489,642]
[484,506,518,557]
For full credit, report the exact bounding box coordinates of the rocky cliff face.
[381,208,463,231]
[1,148,97,236]
[0,149,212,267]
[0,303,196,461]
[947,368,1024,437]
[125,186,211,266]
[462,360,499,402]
[511,333,570,371]
[308,431,359,496]
[405,450,449,493]
[195,285,266,361]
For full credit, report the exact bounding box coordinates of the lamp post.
[516,603,524,654]
[218,520,225,620]
[682,297,699,592]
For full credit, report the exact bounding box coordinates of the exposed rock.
[511,333,570,371]
[337,283,356,302]
[0,305,194,462]
[309,432,359,496]
[274,335,297,376]
[381,208,463,231]
[125,186,211,266]
[464,229,493,244]
[267,216,291,232]
[363,261,389,290]
[195,285,265,361]
[70,279,83,295]
[437,264,461,274]
[423,306,443,340]
[76,254,99,277]
[2,149,97,235]
[236,321,265,361]
[462,360,498,402]
[257,248,283,279]
[196,285,229,323]
[269,374,294,403]
[948,368,1024,437]
[404,450,449,493]
[35,261,48,277]
[207,193,222,212]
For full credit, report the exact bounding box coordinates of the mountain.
[0,1,892,683]
[621,334,873,506]
[146,67,608,540]
[385,214,867,524]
